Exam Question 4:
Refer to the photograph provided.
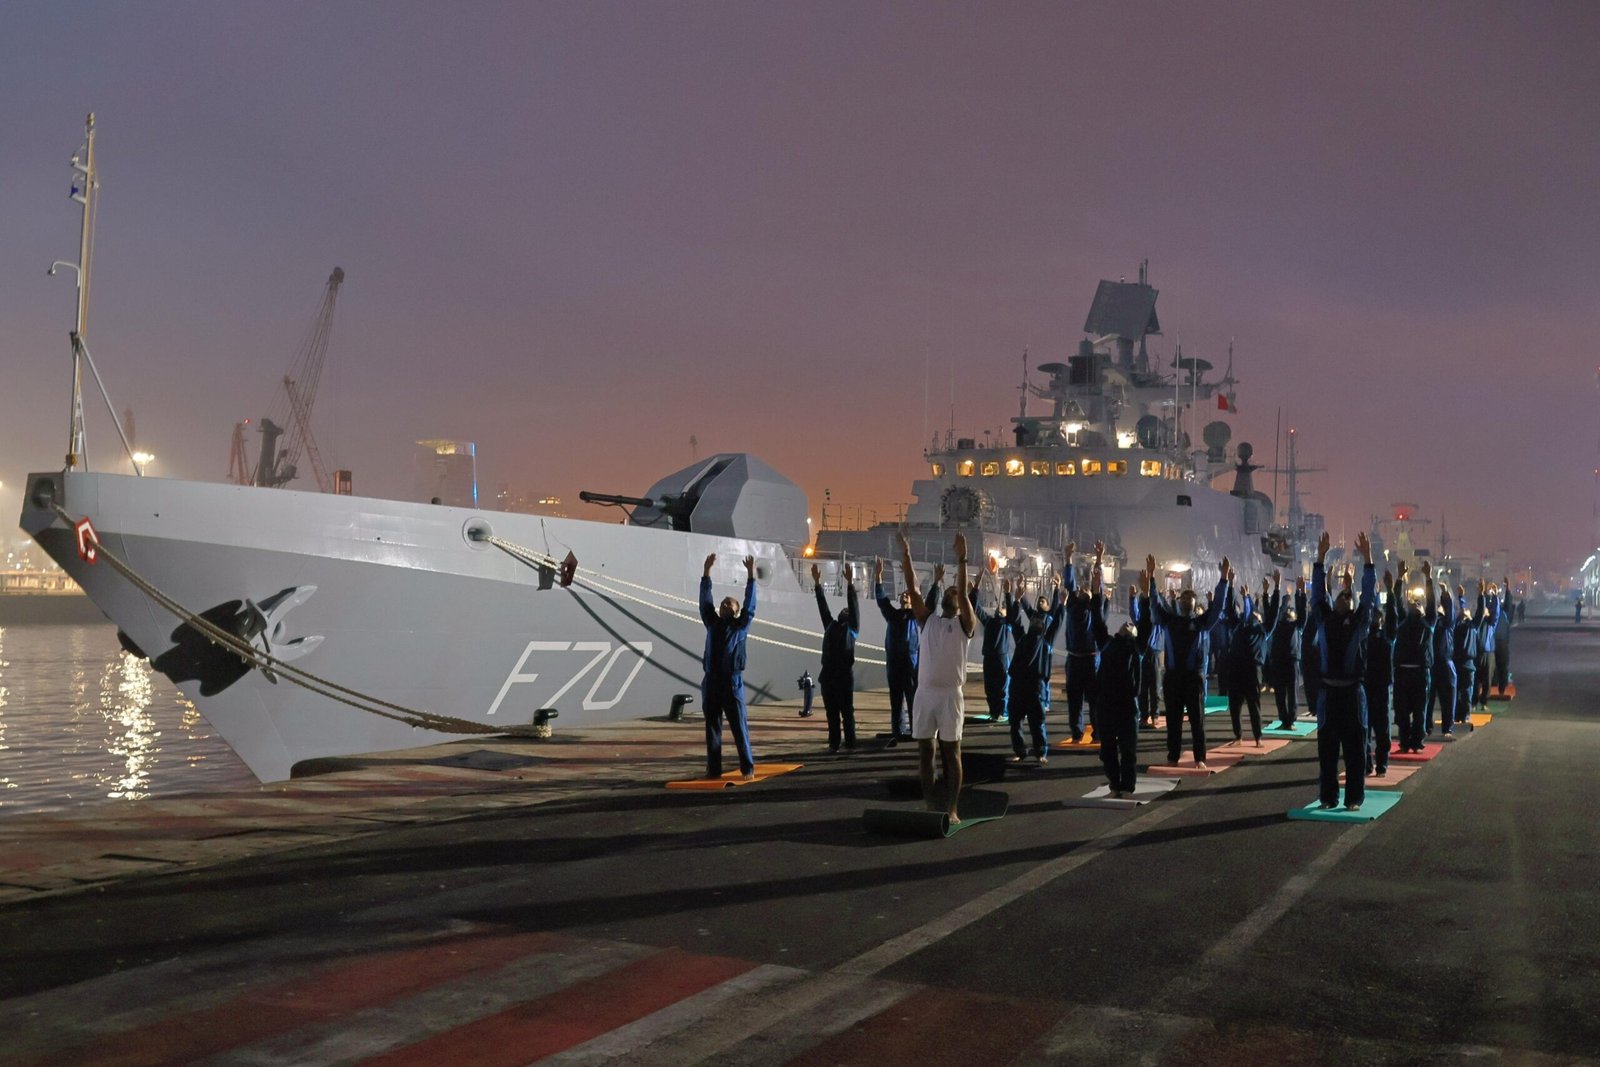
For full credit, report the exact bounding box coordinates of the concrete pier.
[2,620,1598,1064]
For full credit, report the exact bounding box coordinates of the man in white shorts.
[897,530,976,824]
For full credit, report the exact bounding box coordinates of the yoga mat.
[1389,743,1442,763]
[666,763,804,790]
[1222,737,1290,756]
[1062,778,1179,808]
[1262,720,1318,739]
[1146,751,1244,777]
[862,787,1008,839]
[1288,789,1403,823]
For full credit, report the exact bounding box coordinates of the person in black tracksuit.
[875,559,940,743]
[1147,553,1230,767]
[1267,575,1306,728]
[1390,559,1436,753]
[1222,574,1278,745]
[1309,531,1377,810]
[970,572,1014,722]
[1363,571,1396,776]
[1093,609,1143,796]
[812,562,859,753]
[1300,572,1322,730]
[1428,585,1457,735]
[1008,576,1064,762]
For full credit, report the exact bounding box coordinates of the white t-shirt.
[918,614,972,690]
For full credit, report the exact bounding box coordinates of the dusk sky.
[3,3,1597,573]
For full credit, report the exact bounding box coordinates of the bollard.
[533,708,559,739]
[669,694,695,722]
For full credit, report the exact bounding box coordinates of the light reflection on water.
[0,623,255,816]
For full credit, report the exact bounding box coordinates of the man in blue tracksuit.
[1428,584,1457,735]
[876,559,941,743]
[1390,559,1436,753]
[699,553,758,780]
[1008,575,1064,763]
[1131,580,1162,728]
[1309,531,1377,810]
[1452,580,1492,727]
[1222,573,1278,745]
[1267,576,1306,729]
[1474,584,1503,711]
[1364,571,1396,776]
[969,570,1014,722]
[1492,576,1513,695]
[1062,540,1108,742]
[1147,553,1230,767]
[812,561,859,754]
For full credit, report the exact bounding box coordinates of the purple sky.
[3,2,1598,573]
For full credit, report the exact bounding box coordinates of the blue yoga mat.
[1287,789,1402,823]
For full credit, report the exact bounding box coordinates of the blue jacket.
[1223,589,1278,677]
[816,581,859,681]
[1061,564,1107,657]
[1480,594,1502,653]
[1131,593,1163,655]
[1431,587,1456,666]
[1151,577,1230,675]
[701,575,756,675]
[1009,585,1065,684]
[970,585,1015,667]
[1392,583,1435,670]
[876,578,938,667]
[1091,617,1142,708]
[1308,562,1376,685]
[1267,588,1305,666]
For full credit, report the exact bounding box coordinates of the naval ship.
[820,264,1278,598]
[20,117,905,783]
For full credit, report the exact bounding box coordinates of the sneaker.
[799,710,813,718]
[1037,754,1049,765]
[1010,754,1025,763]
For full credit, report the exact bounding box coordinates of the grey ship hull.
[20,472,883,782]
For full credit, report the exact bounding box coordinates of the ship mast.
[51,114,139,476]
[63,113,97,470]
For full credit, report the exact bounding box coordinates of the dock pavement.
[2,620,1598,1064]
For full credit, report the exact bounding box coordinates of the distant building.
[492,484,566,517]
[416,440,477,507]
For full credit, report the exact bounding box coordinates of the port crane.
[231,268,344,491]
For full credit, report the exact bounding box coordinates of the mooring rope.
[55,505,533,737]
[483,533,890,667]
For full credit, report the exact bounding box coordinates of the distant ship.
[821,263,1278,597]
[0,569,109,626]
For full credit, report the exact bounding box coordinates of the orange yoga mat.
[666,763,804,790]
[1146,751,1244,776]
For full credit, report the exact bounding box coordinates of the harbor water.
[0,623,255,816]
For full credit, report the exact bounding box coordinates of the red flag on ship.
[1217,394,1229,411]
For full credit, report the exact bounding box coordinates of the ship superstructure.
[823,266,1276,594]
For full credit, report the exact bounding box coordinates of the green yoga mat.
[1262,720,1318,738]
[863,787,1008,838]
[1203,695,1229,712]
[1287,789,1403,823]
